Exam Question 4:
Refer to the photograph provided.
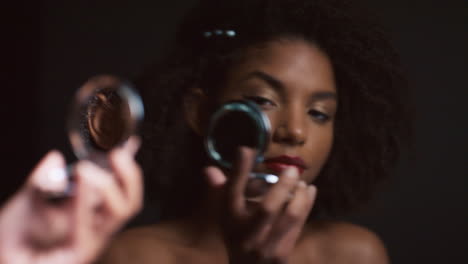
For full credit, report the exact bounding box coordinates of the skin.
[0,137,142,264]
[98,39,389,264]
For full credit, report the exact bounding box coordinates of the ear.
[183,87,209,136]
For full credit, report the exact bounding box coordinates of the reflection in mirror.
[87,86,130,151]
[68,75,144,162]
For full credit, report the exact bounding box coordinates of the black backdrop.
[3,0,467,263]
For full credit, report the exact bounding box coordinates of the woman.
[99,0,410,263]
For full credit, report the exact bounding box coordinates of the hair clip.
[203,29,236,38]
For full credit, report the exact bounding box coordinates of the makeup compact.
[68,75,144,163]
[45,75,144,199]
[205,100,279,199]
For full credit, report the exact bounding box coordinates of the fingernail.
[35,167,68,194]
[298,181,307,188]
[205,167,227,187]
[308,185,317,197]
[42,150,65,168]
[123,136,141,156]
[47,150,61,160]
[238,146,256,159]
[284,167,299,179]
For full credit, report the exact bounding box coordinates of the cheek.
[303,126,334,183]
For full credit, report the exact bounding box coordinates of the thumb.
[30,150,67,194]
[204,166,227,188]
[203,166,227,204]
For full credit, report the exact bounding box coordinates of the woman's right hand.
[204,147,317,264]
[0,137,142,264]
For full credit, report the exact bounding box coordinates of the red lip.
[263,155,307,175]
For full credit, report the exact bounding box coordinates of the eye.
[243,95,277,109]
[308,109,330,123]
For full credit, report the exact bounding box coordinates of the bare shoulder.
[299,220,390,264]
[96,224,178,264]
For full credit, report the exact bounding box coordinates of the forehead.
[225,38,336,94]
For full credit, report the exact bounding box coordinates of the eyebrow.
[242,70,337,102]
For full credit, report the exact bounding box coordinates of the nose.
[272,107,307,146]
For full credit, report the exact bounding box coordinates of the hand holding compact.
[204,148,317,264]
[0,75,145,264]
[68,75,144,166]
[0,139,142,264]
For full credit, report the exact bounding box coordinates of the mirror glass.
[205,100,269,168]
[67,75,144,162]
[205,100,278,200]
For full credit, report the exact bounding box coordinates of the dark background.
[3,0,467,263]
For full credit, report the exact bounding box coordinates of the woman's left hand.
[204,147,317,264]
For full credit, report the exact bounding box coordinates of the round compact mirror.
[206,100,269,168]
[44,75,143,200]
[67,75,144,163]
[205,100,279,200]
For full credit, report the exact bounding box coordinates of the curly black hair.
[136,0,412,220]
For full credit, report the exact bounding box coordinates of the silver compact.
[67,75,144,164]
[44,75,144,200]
[205,100,279,199]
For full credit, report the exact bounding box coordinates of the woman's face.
[216,38,337,184]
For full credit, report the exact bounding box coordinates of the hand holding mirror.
[48,75,144,198]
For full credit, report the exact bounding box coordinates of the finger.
[30,150,66,178]
[108,141,143,214]
[72,160,135,263]
[24,151,73,248]
[286,184,317,221]
[259,167,300,218]
[274,182,316,235]
[30,150,67,194]
[75,161,129,221]
[73,167,102,263]
[245,167,299,247]
[204,166,227,188]
[120,136,141,157]
[263,183,317,255]
[203,166,228,212]
[25,199,73,249]
[228,147,256,216]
